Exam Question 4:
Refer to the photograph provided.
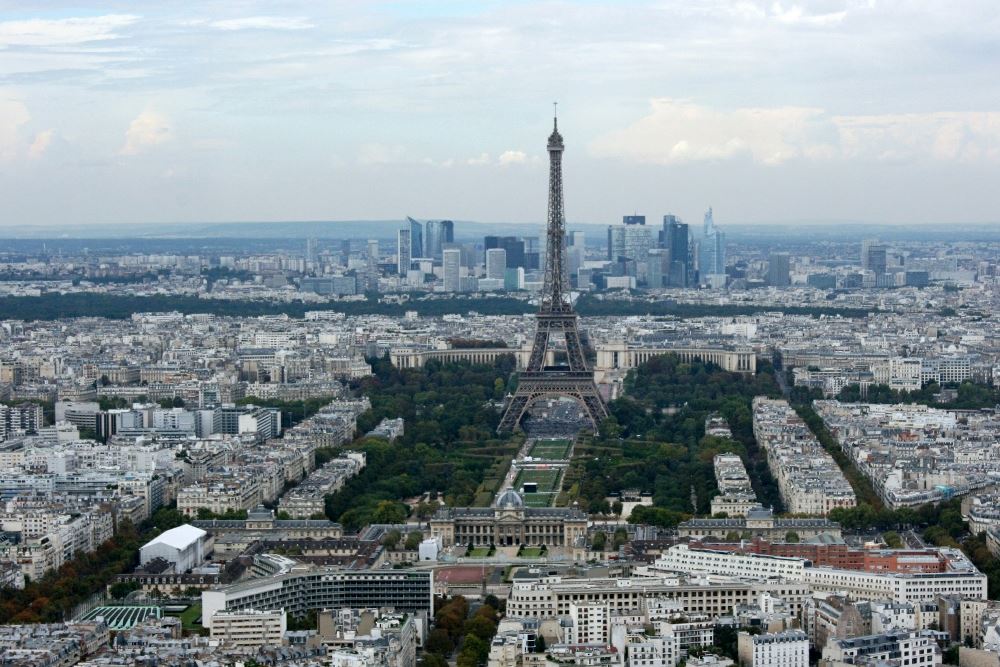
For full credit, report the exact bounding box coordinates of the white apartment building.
[566,602,612,644]
[873,357,923,392]
[506,575,812,621]
[737,630,808,667]
[652,545,807,581]
[208,608,286,648]
[177,477,263,517]
[803,564,987,602]
[821,630,941,667]
[649,544,986,603]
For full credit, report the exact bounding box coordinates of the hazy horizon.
[1,1,998,227]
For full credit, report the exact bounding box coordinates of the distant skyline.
[0,1,998,227]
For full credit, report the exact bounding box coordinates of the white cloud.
[591,99,1000,165]
[0,95,30,160]
[591,99,831,165]
[770,2,847,26]
[209,16,314,31]
[498,150,528,165]
[835,112,1000,162]
[0,14,138,47]
[121,110,171,156]
[467,153,491,165]
[28,129,53,159]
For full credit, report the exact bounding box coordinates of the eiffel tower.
[497,110,609,433]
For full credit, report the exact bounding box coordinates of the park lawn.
[468,547,492,557]
[519,547,544,558]
[529,439,572,459]
[514,468,562,493]
[179,604,202,630]
[522,493,555,508]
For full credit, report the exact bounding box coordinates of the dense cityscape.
[2,3,999,667]
[1,142,998,666]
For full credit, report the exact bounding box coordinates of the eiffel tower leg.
[581,392,609,428]
[498,392,532,432]
[564,329,588,372]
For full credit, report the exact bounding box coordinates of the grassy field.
[467,547,492,557]
[179,604,202,631]
[522,493,554,507]
[514,468,562,493]
[529,439,572,459]
[514,467,563,508]
[519,547,545,557]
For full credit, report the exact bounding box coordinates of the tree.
[109,581,139,600]
[785,531,800,543]
[611,500,624,516]
[425,628,454,655]
[151,507,186,531]
[591,531,607,551]
[405,531,424,550]
[420,655,449,667]
[613,528,629,550]
[459,634,490,667]
[535,635,547,653]
[371,500,408,525]
[381,530,402,549]
[465,615,497,641]
[882,531,903,548]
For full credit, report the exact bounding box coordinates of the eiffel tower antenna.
[497,110,609,433]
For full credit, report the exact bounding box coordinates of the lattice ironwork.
[498,113,608,433]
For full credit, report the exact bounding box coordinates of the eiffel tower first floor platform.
[497,370,609,433]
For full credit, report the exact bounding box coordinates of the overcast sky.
[1,0,998,228]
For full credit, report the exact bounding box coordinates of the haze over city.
[1,0,999,228]
[3,2,1000,666]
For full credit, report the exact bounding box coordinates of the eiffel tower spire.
[498,111,608,433]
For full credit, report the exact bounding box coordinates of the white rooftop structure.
[140,524,209,574]
[144,524,207,550]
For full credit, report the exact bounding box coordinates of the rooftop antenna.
[553,101,558,129]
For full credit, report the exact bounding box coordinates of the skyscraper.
[440,220,455,245]
[607,224,653,263]
[424,220,442,260]
[424,219,455,260]
[699,207,727,285]
[443,247,461,292]
[623,215,645,226]
[523,237,542,270]
[662,215,690,287]
[485,235,525,268]
[861,239,888,275]
[566,231,585,282]
[768,253,791,287]
[305,238,318,266]
[397,228,411,276]
[406,217,424,259]
[486,248,507,280]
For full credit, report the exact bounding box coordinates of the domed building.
[495,488,525,509]
[430,488,587,548]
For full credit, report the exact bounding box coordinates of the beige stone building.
[430,490,587,548]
